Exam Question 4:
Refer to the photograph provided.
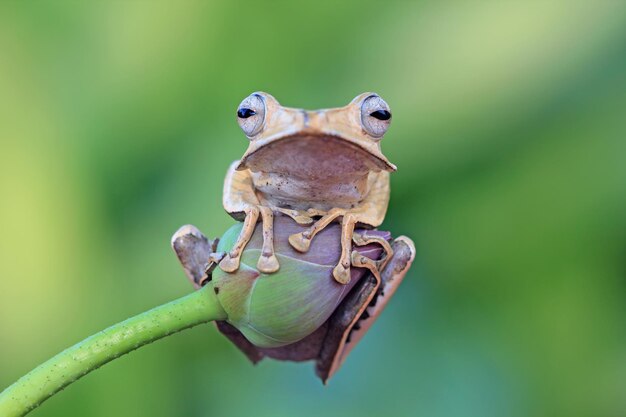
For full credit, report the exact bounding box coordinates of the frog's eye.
[360,95,391,139]
[237,93,266,138]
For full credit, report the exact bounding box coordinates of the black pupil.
[237,108,256,119]
[370,109,391,121]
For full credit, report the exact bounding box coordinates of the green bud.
[211,215,386,348]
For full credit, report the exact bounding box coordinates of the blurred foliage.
[1,2,625,417]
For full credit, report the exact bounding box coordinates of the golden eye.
[237,93,265,137]
[361,95,391,138]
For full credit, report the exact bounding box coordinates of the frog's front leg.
[333,213,357,284]
[219,206,260,272]
[220,161,280,274]
[352,231,394,271]
[288,208,345,252]
[219,205,280,274]
[287,209,365,284]
[257,206,279,273]
[275,207,328,226]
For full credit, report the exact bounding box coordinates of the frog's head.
[234,92,396,174]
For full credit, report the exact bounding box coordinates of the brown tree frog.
[172,93,416,382]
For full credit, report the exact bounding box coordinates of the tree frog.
[171,93,416,382]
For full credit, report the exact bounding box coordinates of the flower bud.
[211,214,388,348]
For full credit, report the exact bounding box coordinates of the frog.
[217,91,397,285]
[171,92,415,382]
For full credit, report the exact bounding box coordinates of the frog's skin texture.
[220,92,397,284]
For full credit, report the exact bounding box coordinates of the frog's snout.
[300,110,326,130]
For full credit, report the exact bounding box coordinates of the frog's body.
[219,92,396,284]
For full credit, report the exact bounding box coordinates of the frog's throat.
[236,133,396,173]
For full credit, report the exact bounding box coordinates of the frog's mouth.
[236,134,396,177]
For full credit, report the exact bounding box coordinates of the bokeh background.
[1,2,625,417]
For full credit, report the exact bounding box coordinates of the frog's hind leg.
[352,232,393,271]
[257,206,280,273]
[289,208,345,253]
[219,206,260,272]
[332,215,394,285]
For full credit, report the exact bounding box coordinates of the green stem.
[0,284,226,417]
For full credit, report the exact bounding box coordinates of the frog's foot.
[332,214,356,284]
[289,208,344,253]
[350,251,382,285]
[256,206,279,273]
[219,206,260,273]
[352,232,394,271]
[275,207,329,226]
[275,208,314,225]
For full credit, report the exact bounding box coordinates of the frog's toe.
[306,208,327,217]
[333,262,352,285]
[289,232,312,253]
[275,208,314,225]
[257,253,280,273]
[219,254,241,273]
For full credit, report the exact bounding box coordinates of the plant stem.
[0,283,226,417]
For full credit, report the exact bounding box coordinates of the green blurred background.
[1,2,625,417]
